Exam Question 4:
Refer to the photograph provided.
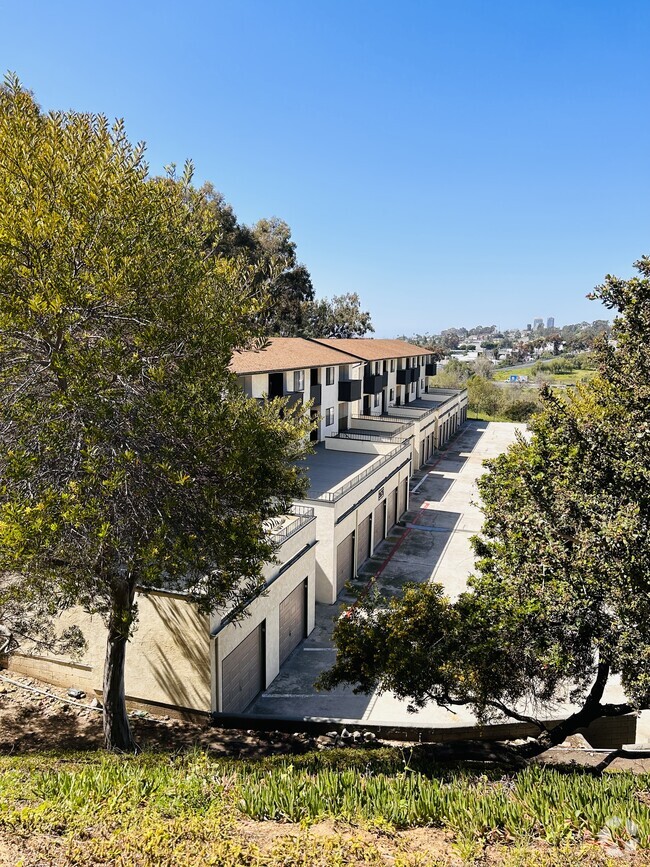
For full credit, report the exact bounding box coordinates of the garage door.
[336,533,354,595]
[356,515,371,569]
[279,583,306,665]
[386,488,397,532]
[398,478,408,519]
[221,625,263,713]
[373,501,385,549]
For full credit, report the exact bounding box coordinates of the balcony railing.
[285,392,304,408]
[330,431,406,444]
[425,362,437,376]
[267,504,315,545]
[303,441,410,503]
[397,402,439,422]
[310,383,322,404]
[396,367,418,385]
[352,413,414,427]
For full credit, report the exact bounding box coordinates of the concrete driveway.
[248,420,522,725]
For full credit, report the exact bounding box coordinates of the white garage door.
[336,533,354,595]
[279,583,306,665]
[373,501,385,549]
[356,515,372,569]
[386,488,397,532]
[221,625,263,713]
[398,478,408,519]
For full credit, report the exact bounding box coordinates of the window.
[326,407,334,426]
[390,359,395,372]
[374,393,380,407]
[389,388,394,401]
[293,370,304,392]
[326,367,334,386]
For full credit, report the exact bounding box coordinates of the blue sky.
[2,1,649,335]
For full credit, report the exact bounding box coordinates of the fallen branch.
[0,672,102,712]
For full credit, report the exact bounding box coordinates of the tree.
[440,328,461,350]
[195,191,315,337]
[429,358,472,389]
[472,356,494,379]
[0,78,311,751]
[467,375,501,416]
[302,292,374,338]
[320,256,650,760]
[250,217,315,336]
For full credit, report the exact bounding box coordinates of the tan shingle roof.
[308,338,429,361]
[230,338,358,375]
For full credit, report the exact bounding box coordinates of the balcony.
[310,383,322,405]
[298,441,410,502]
[425,362,437,376]
[265,504,315,546]
[396,368,417,385]
[338,379,362,402]
[363,373,384,395]
[285,392,304,409]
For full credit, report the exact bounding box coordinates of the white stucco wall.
[298,440,412,603]
[210,516,317,711]
[212,543,316,711]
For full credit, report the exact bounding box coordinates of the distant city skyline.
[1,1,648,337]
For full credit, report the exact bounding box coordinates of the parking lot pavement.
[248,421,522,724]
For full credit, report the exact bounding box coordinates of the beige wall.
[5,591,211,713]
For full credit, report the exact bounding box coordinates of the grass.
[1,748,649,864]
[493,366,596,386]
[466,411,518,423]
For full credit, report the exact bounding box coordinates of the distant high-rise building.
[526,323,532,331]
[533,318,544,330]
[546,317,555,329]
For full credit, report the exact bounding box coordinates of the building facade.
[3,338,468,716]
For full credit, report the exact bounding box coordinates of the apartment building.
[4,504,318,717]
[309,338,466,470]
[3,338,467,717]
[231,338,414,604]
[231,337,466,606]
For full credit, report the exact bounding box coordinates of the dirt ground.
[2,669,650,773]
[0,671,319,756]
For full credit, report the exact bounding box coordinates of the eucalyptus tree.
[0,77,310,751]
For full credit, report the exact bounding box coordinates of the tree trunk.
[103,580,138,752]
[513,662,633,760]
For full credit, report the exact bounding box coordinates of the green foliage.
[0,76,311,749]
[302,291,374,338]
[324,255,650,751]
[467,376,501,416]
[1,749,649,863]
[194,186,316,338]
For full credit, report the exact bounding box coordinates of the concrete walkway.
[249,421,522,725]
